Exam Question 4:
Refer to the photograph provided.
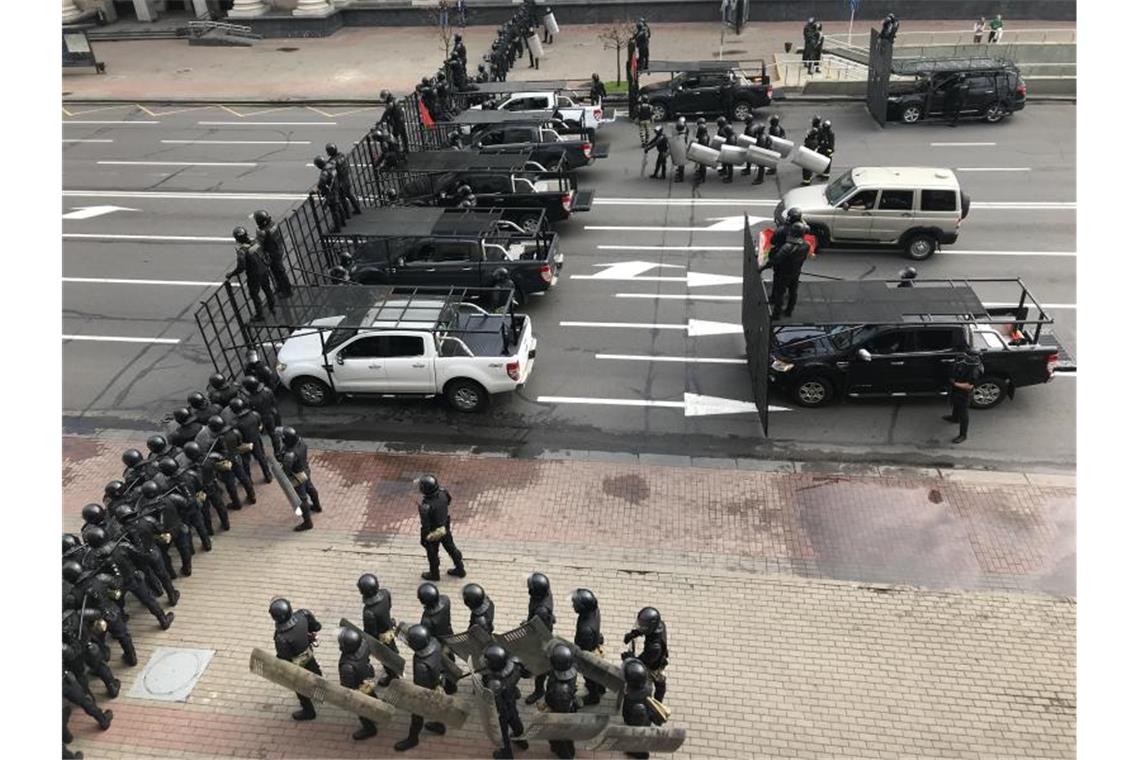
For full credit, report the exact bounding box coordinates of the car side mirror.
[840,202,850,211]
[857,349,872,362]
[335,352,345,365]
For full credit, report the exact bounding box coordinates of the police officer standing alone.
[589,73,606,106]
[416,474,466,580]
[253,210,292,299]
[227,227,275,322]
[944,349,983,444]
[635,95,653,148]
[761,220,811,320]
[269,598,323,721]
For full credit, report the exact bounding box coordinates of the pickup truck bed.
[454,312,517,356]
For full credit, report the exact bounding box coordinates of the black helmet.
[173,407,192,425]
[406,624,431,652]
[417,582,439,608]
[477,63,486,71]
[379,89,392,102]
[146,435,168,455]
[207,415,226,434]
[103,480,125,499]
[121,448,144,468]
[158,457,179,477]
[338,626,362,653]
[313,156,327,171]
[454,33,462,43]
[233,226,250,243]
[183,441,202,461]
[636,606,660,633]
[571,588,597,613]
[674,120,685,132]
[491,267,510,283]
[63,532,81,554]
[63,560,83,584]
[241,376,261,394]
[83,525,108,549]
[811,115,821,127]
[623,657,649,687]
[899,267,918,280]
[744,112,754,125]
[716,116,727,127]
[228,397,246,415]
[462,583,485,609]
[527,572,550,597]
[769,115,780,125]
[113,503,135,522]
[549,643,574,674]
[697,117,707,125]
[140,480,160,500]
[483,644,508,671]
[208,373,227,390]
[325,143,338,157]
[187,391,208,410]
[253,209,271,228]
[281,427,299,447]
[785,207,803,224]
[457,184,473,197]
[269,598,292,623]
[791,221,810,237]
[639,94,648,103]
[82,503,105,525]
[357,573,380,597]
[418,474,439,495]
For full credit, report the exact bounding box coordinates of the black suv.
[886,58,1027,124]
[640,68,773,122]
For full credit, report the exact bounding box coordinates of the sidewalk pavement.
[61,20,1075,102]
[63,432,1075,759]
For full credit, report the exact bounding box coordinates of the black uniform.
[766,120,786,174]
[638,621,670,702]
[817,123,836,179]
[525,586,556,702]
[574,603,605,704]
[468,596,495,634]
[400,637,446,748]
[283,434,321,512]
[744,119,767,184]
[317,168,346,232]
[63,606,119,698]
[945,352,983,441]
[419,593,458,695]
[363,588,400,685]
[634,22,650,70]
[644,130,669,179]
[116,509,180,606]
[635,99,653,147]
[332,151,362,216]
[719,125,737,182]
[484,655,527,758]
[63,653,112,730]
[620,676,661,760]
[91,540,173,628]
[169,418,202,448]
[84,572,138,666]
[544,668,578,759]
[256,220,293,298]
[693,126,710,184]
[764,236,811,318]
[232,407,272,484]
[801,127,821,185]
[196,425,256,507]
[381,96,409,152]
[589,77,607,106]
[418,488,464,580]
[243,382,281,456]
[338,637,380,738]
[227,242,275,320]
[273,609,323,719]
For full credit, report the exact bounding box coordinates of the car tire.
[292,376,332,407]
[983,102,1007,123]
[904,232,938,261]
[901,104,923,124]
[791,376,834,408]
[517,213,542,234]
[650,102,668,121]
[970,377,1007,409]
[732,101,753,122]
[445,379,489,413]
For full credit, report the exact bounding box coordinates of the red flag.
[804,232,818,257]
[417,99,435,129]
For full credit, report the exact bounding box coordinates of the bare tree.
[423,0,455,59]
[598,20,636,84]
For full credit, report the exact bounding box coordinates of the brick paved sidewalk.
[63,434,1075,759]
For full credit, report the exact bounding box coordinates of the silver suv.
[775,167,970,260]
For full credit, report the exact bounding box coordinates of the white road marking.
[586,225,715,232]
[197,121,337,126]
[63,233,230,242]
[537,393,784,417]
[593,198,776,206]
[596,244,1074,257]
[62,205,139,221]
[571,262,741,288]
[941,249,1076,257]
[596,354,746,364]
[64,190,307,201]
[930,142,996,146]
[96,160,259,167]
[63,138,114,143]
[63,335,180,345]
[561,321,686,331]
[617,293,742,301]
[598,245,737,252]
[561,319,741,337]
[63,277,222,287]
[64,120,159,125]
[955,167,1031,172]
[161,139,312,145]
[973,201,1075,209]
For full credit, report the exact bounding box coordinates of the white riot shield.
[736,133,758,147]
[745,145,781,168]
[767,135,795,157]
[686,143,720,167]
[527,34,545,59]
[544,11,560,36]
[668,134,688,166]
[710,134,726,150]
[718,144,748,165]
[791,145,831,173]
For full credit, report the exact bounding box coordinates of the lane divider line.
[63,335,181,345]
[63,277,222,287]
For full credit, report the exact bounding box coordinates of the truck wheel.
[732,101,753,122]
[445,379,489,413]
[792,376,834,408]
[901,104,923,123]
[970,377,1007,409]
[650,102,668,121]
[292,376,332,407]
[517,213,542,234]
[904,232,937,261]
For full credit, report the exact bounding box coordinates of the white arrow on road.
[536,393,788,417]
[62,205,140,220]
[570,262,741,288]
[561,318,742,337]
[704,215,754,232]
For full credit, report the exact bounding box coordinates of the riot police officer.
[240,375,281,456]
[314,157,347,232]
[253,209,293,298]
[761,220,811,320]
[644,125,669,179]
[524,572,555,704]
[544,643,579,759]
[84,525,174,629]
[589,73,607,105]
[168,407,202,448]
[197,415,256,508]
[63,645,114,732]
[622,606,670,702]
[226,226,275,321]
[693,118,710,185]
[121,447,147,485]
[672,119,688,182]
[743,111,767,184]
[181,441,231,530]
[462,583,495,634]
[64,560,138,667]
[571,588,605,704]
[620,659,665,759]
[379,90,409,152]
[817,119,836,180]
[476,63,490,83]
[944,349,983,444]
[453,33,468,67]
[269,598,323,721]
[187,391,218,428]
[338,626,381,740]
[109,501,181,607]
[898,266,918,288]
[634,17,650,70]
[63,593,121,699]
[635,95,653,147]
[358,573,399,686]
[417,581,458,695]
[394,625,448,751]
[281,425,321,510]
[718,118,737,183]
[766,114,786,175]
[417,474,465,581]
[327,143,362,216]
[482,644,528,759]
[801,126,821,185]
[228,398,272,484]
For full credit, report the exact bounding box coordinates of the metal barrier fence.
[890,28,1077,46]
[773,54,868,86]
[866,28,893,127]
[740,216,770,436]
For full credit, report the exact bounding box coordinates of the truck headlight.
[770,359,795,373]
[276,362,288,374]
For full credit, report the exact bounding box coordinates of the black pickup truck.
[760,279,1074,409]
[450,110,608,170]
[329,207,564,299]
[639,60,773,122]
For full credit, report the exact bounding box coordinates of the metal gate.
[740,216,771,437]
[866,28,893,127]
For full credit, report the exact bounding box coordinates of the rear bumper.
[938,230,959,245]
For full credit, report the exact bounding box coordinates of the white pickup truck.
[276,296,537,412]
[472,91,607,136]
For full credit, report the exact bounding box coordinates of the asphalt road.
[62,101,1076,470]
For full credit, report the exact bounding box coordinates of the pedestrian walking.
[943,350,983,444]
[988,14,1004,43]
[973,17,986,44]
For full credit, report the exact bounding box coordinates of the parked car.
[469,122,602,170]
[639,66,773,122]
[470,90,607,136]
[886,58,1027,124]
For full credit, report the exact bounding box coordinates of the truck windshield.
[323,320,357,351]
[824,171,857,205]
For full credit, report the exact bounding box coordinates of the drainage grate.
[128,647,215,702]
[277,47,299,53]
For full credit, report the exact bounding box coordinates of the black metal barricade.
[866,28,893,127]
[740,216,771,436]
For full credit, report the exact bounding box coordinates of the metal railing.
[890,28,1077,47]
[187,21,261,39]
[773,54,867,87]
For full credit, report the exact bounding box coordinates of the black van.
[885,58,1027,124]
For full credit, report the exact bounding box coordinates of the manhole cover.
[277,47,299,52]
[128,647,215,702]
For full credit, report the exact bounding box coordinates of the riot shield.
[767,134,795,157]
[471,666,503,742]
[687,143,720,167]
[718,145,748,165]
[338,618,406,676]
[248,648,397,726]
[668,134,687,166]
[526,34,545,59]
[710,134,726,150]
[520,712,610,742]
[736,133,758,147]
[543,10,560,37]
[745,145,781,168]
[543,638,625,693]
[443,625,495,661]
[397,621,467,682]
[269,456,304,515]
[494,616,554,675]
[790,145,831,173]
[377,677,468,728]
[587,725,688,753]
